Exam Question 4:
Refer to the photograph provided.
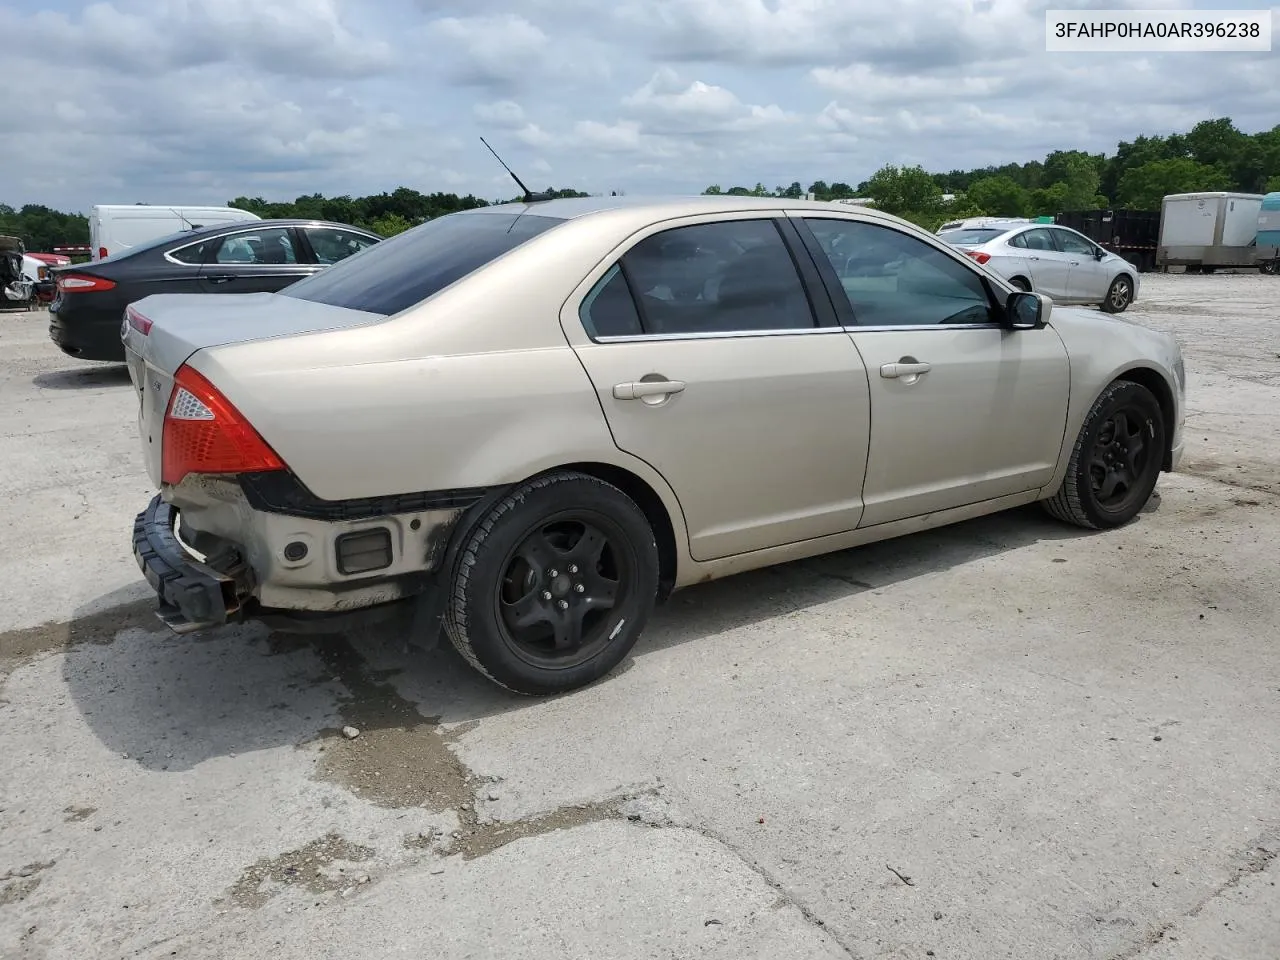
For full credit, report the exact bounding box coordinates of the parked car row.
[49,219,380,361]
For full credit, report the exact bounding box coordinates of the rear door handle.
[613,379,686,400]
[206,275,236,284]
[880,362,931,379]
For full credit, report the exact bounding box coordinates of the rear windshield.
[937,228,1005,244]
[281,211,562,315]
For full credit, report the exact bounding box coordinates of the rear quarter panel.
[188,212,692,543]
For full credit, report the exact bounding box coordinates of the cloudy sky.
[3,0,1277,213]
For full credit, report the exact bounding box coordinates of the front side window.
[211,227,298,265]
[283,212,562,316]
[306,227,378,265]
[1053,229,1096,256]
[803,218,997,326]
[612,219,815,336]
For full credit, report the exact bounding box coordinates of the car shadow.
[59,502,1136,773]
[33,364,132,391]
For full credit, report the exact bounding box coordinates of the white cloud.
[0,0,1276,212]
[12,0,393,78]
[474,100,527,128]
[428,14,550,87]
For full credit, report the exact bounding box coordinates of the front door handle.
[205,275,236,284]
[880,361,931,379]
[613,379,686,400]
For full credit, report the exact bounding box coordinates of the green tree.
[370,213,412,237]
[703,185,723,195]
[862,164,943,216]
[1028,182,1069,217]
[965,176,1029,217]
[1265,174,1280,193]
[1117,158,1233,209]
[808,180,830,199]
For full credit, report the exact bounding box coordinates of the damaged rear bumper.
[133,495,243,633]
[132,479,479,636]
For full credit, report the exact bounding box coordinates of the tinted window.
[580,265,643,338]
[619,219,814,335]
[305,226,379,265]
[1053,229,1096,255]
[283,212,561,316]
[804,218,996,326]
[212,227,298,265]
[938,228,1004,244]
[168,239,212,264]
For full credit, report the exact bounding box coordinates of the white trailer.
[1157,191,1264,272]
[89,204,260,262]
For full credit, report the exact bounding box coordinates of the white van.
[90,204,260,261]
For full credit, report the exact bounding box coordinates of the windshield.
[938,228,1005,245]
[281,211,563,316]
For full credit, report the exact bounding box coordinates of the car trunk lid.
[122,291,384,488]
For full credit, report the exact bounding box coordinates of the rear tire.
[442,471,659,695]
[1009,276,1031,292]
[1042,380,1166,530]
[1100,274,1133,313]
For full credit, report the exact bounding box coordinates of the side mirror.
[1004,290,1051,330]
[1094,248,1106,260]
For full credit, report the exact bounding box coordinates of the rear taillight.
[57,273,117,293]
[161,364,285,486]
[98,247,108,260]
[125,304,152,335]
[963,250,992,265]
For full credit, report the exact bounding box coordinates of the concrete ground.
[1,273,1278,959]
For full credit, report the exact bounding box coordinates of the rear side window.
[580,265,644,337]
[282,212,562,315]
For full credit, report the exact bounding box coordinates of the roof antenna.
[480,136,553,203]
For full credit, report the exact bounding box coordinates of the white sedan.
[939,222,1140,313]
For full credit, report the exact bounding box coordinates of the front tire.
[443,472,660,695]
[1043,380,1166,530]
[1100,274,1133,313]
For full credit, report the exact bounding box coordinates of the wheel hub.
[498,520,625,664]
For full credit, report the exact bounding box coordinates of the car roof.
[459,194,910,224]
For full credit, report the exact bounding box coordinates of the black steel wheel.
[443,472,659,695]
[1100,274,1133,313]
[1043,380,1166,529]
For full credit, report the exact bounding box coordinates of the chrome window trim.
[163,222,379,267]
[594,326,839,344]
[592,322,1006,343]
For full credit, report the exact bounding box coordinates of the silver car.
[123,196,1185,695]
[939,223,1140,313]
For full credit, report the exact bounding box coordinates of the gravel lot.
[2,273,1278,960]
